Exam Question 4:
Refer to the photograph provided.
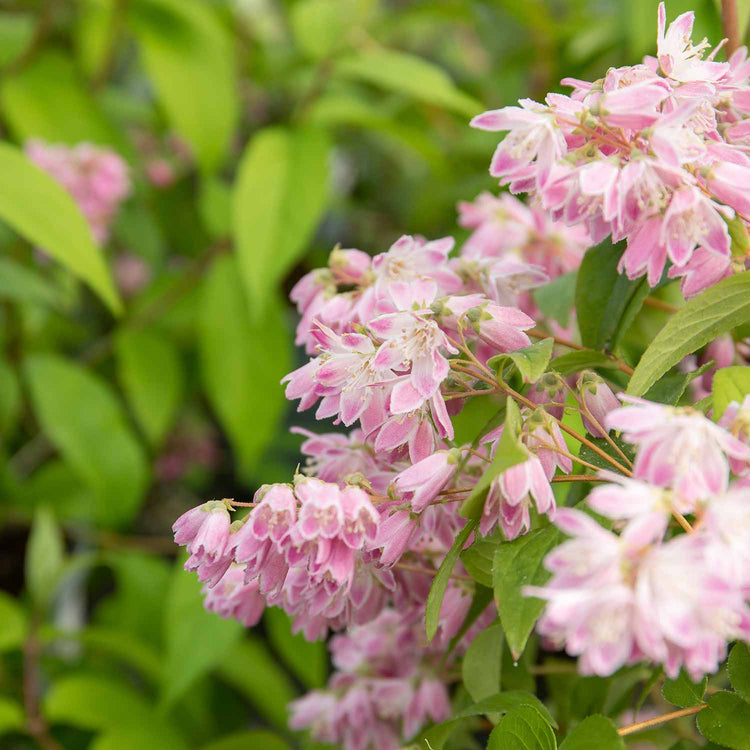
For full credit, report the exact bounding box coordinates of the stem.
[617,704,706,736]
[643,296,680,313]
[672,509,694,534]
[5,0,57,75]
[527,330,634,375]
[550,474,604,483]
[722,0,740,57]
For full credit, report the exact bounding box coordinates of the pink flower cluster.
[26,140,130,244]
[472,2,750,297]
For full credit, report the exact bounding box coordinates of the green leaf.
[697,691,750,749]
[199,731,289,750]
[728,214,750,257]
[264,607,327,689]
[577,435,634,474]
[628,271,750,396]
[463,623,503,702]
[550,350,620,378]
[642,363,712,406]
[425,520,476,641]
[0,257,64,309]
[334,49,482,117]
[74,0,117,77]
[460,397,527,519]
[662,669,707,708]
[91,726,188,750]
[713,366,750,420]
[129,0,238,172]
[218,637,298,730]
[575,239,648,352]
[24,355,149,528]
[0,698,23,736]
[493,525,562,661]
[0,592,26,651]
[161,555,243,708]
[115,328,183,448]
[532,271,577,328]
[488,705,557,750]
[0,142,121,313]
[489,338,554,384]
[25,506,65,607]
[0,358,21,438]
[198,256,291,480]
[729,642,750,704]
[559,715,624,749]
[198,176,232,239]
[291,0,371,59]
[233,125,329,318]
[0,12,33,66]
[460,531,499,587]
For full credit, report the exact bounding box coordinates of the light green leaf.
[729,642,750,704]
[334,49,482,117]
[532,271,577,328]
[460,532,499,587]
[425,520,476,641]
[489,338,554,384]
[25,506,65,607]
[550,350,619,377]
[91,726,188,750]
[198,256,291,480]
[0,257,64,308]
[218,636,298,730]
[463,623,503,702]
[559,714,624,749]
[0,142,121,313]
[0,698,24,735]
[488,705,556,750]
[199,731,289,750]
[233,125,329,318]
[628,271,750,396]
[0,12,33,66]
[161,555,243,708]
[115,328,183,447]
[0,592,27,651]
[198,176,232,239]
[74,0,117,77]
[728,214,750,257]
[460,397,527,519]
[0,358,21,438]
[264,607,327,689]
[662,669,707,708]
[697,691,750,749]
[493,525,562,661]
[24,355,149,527]
[713,366,750,420]
[129,0,238,172]
[291,0,371,59]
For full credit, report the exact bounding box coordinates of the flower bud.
[578,371,619,437]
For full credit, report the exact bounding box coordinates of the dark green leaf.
[462,623,503,702]
[558,714,625,749]
[577,435,634,474]
[550,350,618,377]
[488,705,556,750]
[642,362,712,406]
[264,607,327,689]
[493,525,561,661]
[25,506,65,607]
[697,691,750,749]
[662,669,707,708]
[461,531,500,587]
[532,271,577,328]
[0,358,21,438]
[729,642,750,704]
[489,338,554,384]
[571,676,608,719]
[713,366,750,420]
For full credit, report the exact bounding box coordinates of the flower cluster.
[26,139,131,244]
[472,2,750,297]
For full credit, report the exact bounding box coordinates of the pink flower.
[578,371,620,438]
[173,500,233,586]
[718,395,750,475]
[203,564,265,626]
[394,450,459,512]
[373,510,420,567]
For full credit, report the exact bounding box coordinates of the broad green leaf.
[264,607,327,689]
[559,714,624,749]
[0,12,33,66]
[291,0,371,59]
[74,0,117,77]
[0,592,27,651]
[575,239,648,352]
[0,143,121,313]
[24,355,149,527]
[460,532,500,587]
[662,669,707,708]
[115,328,183,447]
[334,49,482,117]
[642,362,712,406]
[493,525,562,660]
[425,520,476,641]
[489,338,554,384]
[550,350,619,377]
[532,271,577,328]
[697,691,750,749]
[0,698,23,735]
[91,726,188,750]
[161,555,243,707]
[460,397,527,519]
[129,0,238,172]
[25,506,65,607]
[233,126,329,317]
[576,435,634,474]
[570,676,608,719]
[488,705,556,750]
[729,643,750,704]
[0,257,64,308]
[199,731,289,750]
[462,623,503,702]
[628,271,750,396]
[0,358,21,438]
[218,636,298,730]
[198,176,232,239]
[198,256,291,480]
[713,366,750,420]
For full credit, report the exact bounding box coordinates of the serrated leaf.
[729,642,750,704]
[532,271,577,328]
[628,271,750,396]
[25,507,65,607]
[662,669,707,708]
[0,142,121,313]
[713,366,750,420]
[550,350,619,377]
[697,691,750,749]
[462,623,503,702]
[233,125,329,318]
[460,532,499,587]
[264,607,327,689]
[489,338,554,384]
[493,525,561,660]
[488,705,556,750]
[558,714,625,749]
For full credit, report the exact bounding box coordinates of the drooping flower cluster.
[471,2,750,297]
[26,139,131,244]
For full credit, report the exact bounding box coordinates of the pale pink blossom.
[578,371,620,438]
[718,395,750,475]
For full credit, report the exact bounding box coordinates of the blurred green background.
[0,0,731,748]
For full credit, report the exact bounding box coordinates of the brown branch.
[722,0,741,58]
[550,474,603,483]
[617,704,706,736]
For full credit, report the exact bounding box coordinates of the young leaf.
[550,350,619,377]
[729,642,750,704]
[493,525,562,660]
[425,520,476,641]
[713,366,750,420]
[697,691,750,750]
[462,623,503,702]
[662,669,707,708]
[558,714,625,749]
[233,125,329,318]
[628,271,750,396]
[24,355,150,528]
[264,607,327,689]
[460,397,527,519]
[489,338,554,383]
[488,705,557,750]
[0,142,121,313]
[532,271,577,328]
[25,507,65,607]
